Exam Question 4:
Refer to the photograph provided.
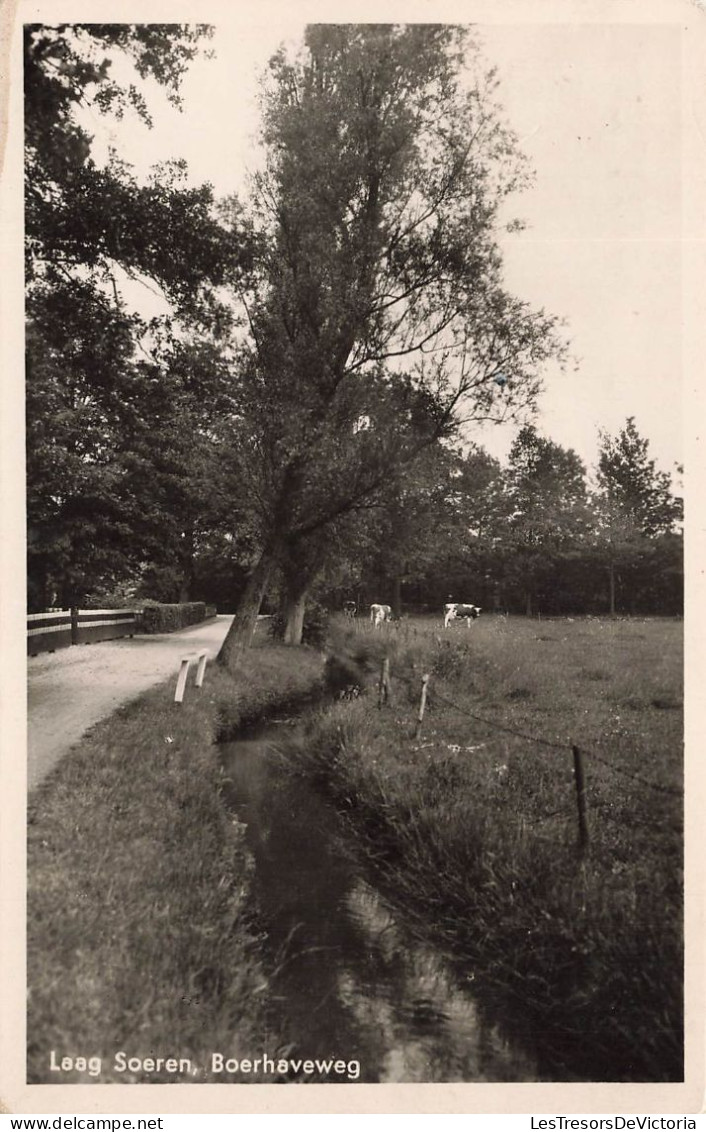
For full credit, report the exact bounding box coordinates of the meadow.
[293,613,684,1081]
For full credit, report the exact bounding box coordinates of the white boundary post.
[174,658,191,703]
[195,652,208,688]
[414,674,430,740]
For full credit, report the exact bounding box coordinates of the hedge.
[140,602,211,634]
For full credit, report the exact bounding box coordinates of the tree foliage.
[25,23,250,608]
[499,426,589,614]
[595,417,681,539]
[25,24,243,299]
[592,418,682,615]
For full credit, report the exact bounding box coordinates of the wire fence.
[389,665,681,795]
[432,685,682,796]
[368,653,682,854]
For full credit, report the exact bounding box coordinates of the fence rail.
[27,608,139,656]
[26,611,73,654]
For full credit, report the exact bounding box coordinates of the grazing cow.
[444,602,481,628]
[343,601,357,620]
[370,603,392,627]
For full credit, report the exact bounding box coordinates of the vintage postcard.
[1,0,704,1117]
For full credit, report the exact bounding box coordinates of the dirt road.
[27,615,234,792]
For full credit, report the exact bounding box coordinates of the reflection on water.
[221,731,539,1083]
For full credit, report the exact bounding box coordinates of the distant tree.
[593,418,682,615]
[503,425,589,615]
[354,443,463,617]
[439,445,513,609]
[379,443,512,613]
[219,24,566,657]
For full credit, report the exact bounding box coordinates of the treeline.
[347,419,682,619]
[256,418,682,622]
[25,25,682,629]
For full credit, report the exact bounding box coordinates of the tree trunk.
[279,536,324,645]
[29,558,50,613]
[281,566,316,646]
[283,591,307,645]
[219,549,275,665]
[525,590,532,617]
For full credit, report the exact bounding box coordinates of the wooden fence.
[27,608,139,656]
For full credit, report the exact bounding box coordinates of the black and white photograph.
[1,0,703,1115]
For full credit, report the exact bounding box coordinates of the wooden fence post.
[378,656,391,707]
[70,606,79,645]
[195,652,208,688]
[414,674,430,740]
[572,744,589,855]
[174,658,191,704]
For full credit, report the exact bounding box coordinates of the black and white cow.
[370,603,393,627]
[444,602,481,628]
[343,601,357,620]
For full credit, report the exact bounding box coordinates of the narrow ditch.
[220,716,543,1083]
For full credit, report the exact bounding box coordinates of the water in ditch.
[220,723,541,1084]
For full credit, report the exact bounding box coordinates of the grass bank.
[293,615,683,1082]
[27,641,324,1084]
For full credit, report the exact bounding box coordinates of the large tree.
[220,24,566,657]
[25,24,249,608]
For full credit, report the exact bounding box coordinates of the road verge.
[27,643,324,1084]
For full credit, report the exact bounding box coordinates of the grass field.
[294,612,683,1081]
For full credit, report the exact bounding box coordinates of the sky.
[78,17,688,478]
